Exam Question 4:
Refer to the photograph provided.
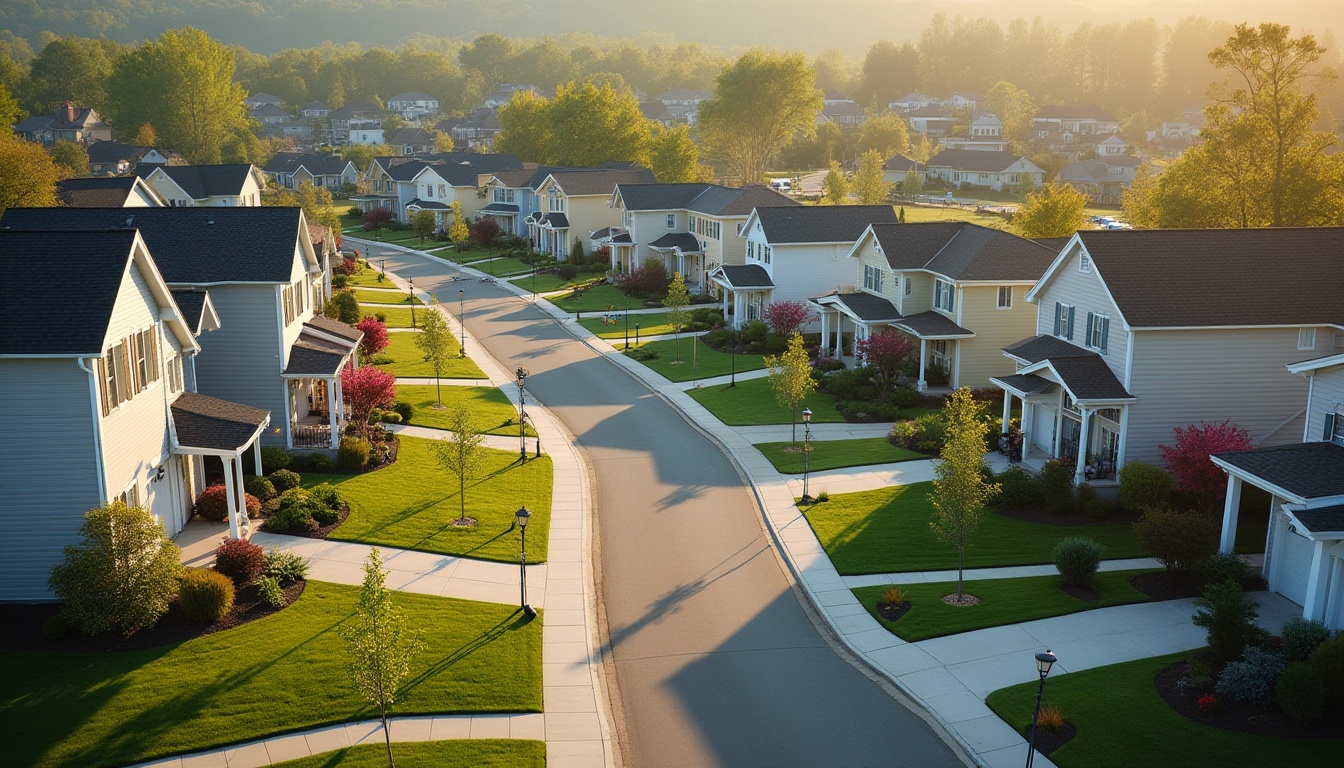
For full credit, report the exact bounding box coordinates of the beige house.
[527,168,655,260]
[140,164,265,207]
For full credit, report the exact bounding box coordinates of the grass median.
[395,384,533,437]
[688,376,843,426]
[755,436,925,473]
[272,741,546,768]
[351,288,423,306]
[371,332,484,378]
[625,337,768,383]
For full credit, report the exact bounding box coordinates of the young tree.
[649,123,704,183]
[448,200,470,251]
[0,82,23,129]
[901,170,922,195]
[414,303,454,406]
[327,289,361,324]
[341,365,396,441]
[1013,182,1088,238]
[852,149,892,205]
[0,134,63,214]
[131,122,158,147]
[854,330,916,395]
[48,502,184,636]
[433,131,455,153]
[762,300,817,339]
[664,271,692,363]
[341,548,423,768]
[469,217,502,247]
[857,113,910,160]
[432,404,487,526]
[764,332,816,445]
[1159,420,1253,514]
[356,316,390,361]
[408,209,437,243]
[821,160,850,205]
[911,133,934,164]
[48,140,88,176]
[930,388,1000,601]
[569,236,585,264]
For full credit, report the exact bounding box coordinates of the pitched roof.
[171,392,270,452]
[1073,228,1344,328]
[86,140,143,164]
[382,152,523,185]
[823,101,866,117]
[891,310,974,339]
[263,152,352,176]
[926,149,1029,173]
[1214,442,1344,501]
[617,183,715,211]
[1,207,308,284]
[283,336,354,376]
[251,103,291,118]
[390,128,436,146]
[989,373,1058,396]
[907,105,954,118]
[649,233,702,252]
[539,212,569,228]
[884,155,924,172]
[547,168,656,196]
[304,316,363,344]
[615,183,798,216]
[140,164,257,199]
[301,101,331,111]
[56,177,147,208]
[1035,104,1117,122]
[1004,334,1099,363]
[170,290,212,333]
[329,102,381,119]
[817,292,902,323]
[714,264,774,289]
[1291,504,1344,535]
[1040,354,1133,400]
[868,222,1055,281]
[754,205,898,244]
[639,102,675,121]
[245,92,284,104]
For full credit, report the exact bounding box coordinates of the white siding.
[1305,366,1344,443]
[770,243,857,308]
[191,284,286,444]
[1031,242,1129,379]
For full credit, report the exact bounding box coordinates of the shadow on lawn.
[402,611,535,697]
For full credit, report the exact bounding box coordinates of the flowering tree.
[855,330,917,395]
[762,300,816,339]
[356,316,390,361]
[1159,420,1253,514]
[469,217,502,247]
[341,365,396,440]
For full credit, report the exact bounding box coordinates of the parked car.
[769,179,793,193]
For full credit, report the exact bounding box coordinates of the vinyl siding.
[718,216,749,266]
[901,272,935,315]
[957,284,1039,388]
[190,284,286,444]
[280,246,315,355]
[629,210,670,265]
[1305,365,1344,443]
[1125,328,1311,464]
[1031,241,1129,379]
[770,243,857,310]
[853,239,902,306]
[567,196,621,251]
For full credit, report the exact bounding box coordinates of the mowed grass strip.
[344,268,396,288]
[550,284,648,312]
[688,376,843,426]
[271,740,546,768]
[395,384,533,437]
[804,482,1146,574]
[507,272,591,293]
[985,652,1340,767]
[361,306,422,329]
[371,332,485,379]
[755,437,926,474]
[351,287,423,306]
[577,311,679,339]
[853,569,1158,642]
[627,337,768,383]
[1,581,542,768]
[320,436,552,562]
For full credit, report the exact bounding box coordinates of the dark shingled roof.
[380,153,523,186]
[926,149,1031,173]
[56,177,145,208]
[1004,335,1098,363]
[1,207,308,284]
[891,310,975,339]
[171,392,270,452]
[86,140,142,164]
[548,168,655,196]
[390,128,436,146]
[263,152,352,176]
[616,183,798,216]
[284,338,352,376]
[139,164,256,200]
[1291,505,1344,535]
[869,222,1054,281]
[480,202,519,214]
[821,292,902,322]
[1214,442,1344,501]
[884,155,924,172]
[755,205,898,244]
[406,198,450,210]
[649,232,702,252]
[170,290,210,333]
[715,265,774,289]
[304,316,363,344]
[617,183,714,211]
[1044,355,1134,400]
[1075,229,1344,328]
[0,229,139,355]
[540,213,569,228]
[990,373,1058,396]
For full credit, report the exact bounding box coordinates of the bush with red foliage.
[341,364,396,440]
[762,300,817,339]
[469,217,502,246]
[214,538,266,585]
[336,258,358,276]
[855,330,916,394]
[355,316,389,359]
[363,207,393,229]
[1159,420,1253,513]
[616,259,670,299]
[194,485,260,521]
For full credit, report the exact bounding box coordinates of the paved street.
[356,241,966,767]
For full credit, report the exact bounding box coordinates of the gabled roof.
[1,207,313,285]
[245,92,284,104]
[823,101,866,117]
[639,102,675,122]
[907,105,955,118]
[884,155,924,173]
[140,164,258,200]
[251,103,291,118]
[813,292,902,323]
[56,176,162,208]
[169,290,219,335]
[614,183,798,216]
[1004,334,1099,364]
[1035,104,1117,122]
[1213,443,1344,502]
[171,392,270,452]
[713,265,774,289]
[865,222,1055,281]
[390,128,436,146]
[891,311,974,339]
[616,183,714,211]
[381,152,523,186]
[752,205,898,245]
[329,102,382,119]
[263,152,354,177]
[301,101,331,111]
[649,233,702,252]
[894,92,932,103]
[689,185,799,216]
[539,212,569,228]
[86,140,144,164]
[545,168,656,196]
[926,149,1034,173]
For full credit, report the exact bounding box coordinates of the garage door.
[1276,522,1314,608]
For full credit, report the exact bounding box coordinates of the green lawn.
[804,482,1146,574]
[273,741,545,768]
[457,256,533,277]
[853,570,1158,642]
[509,272,595,294]
[550,284,648,313]
[363,306,422,329]
[371,332,484,379]
[755,437,926,473]
[320,436,552,562]
[352,288,423,306]
[395,384,534,437]
[900,205,1012,229]
[985,653,1340,767]
[578,311,679,339]
[344,266,395,288]
[361,229,441,250]
[627,337,768,383]
[688,376,844,426]
[1,581,541,768]
[449,246,510,264]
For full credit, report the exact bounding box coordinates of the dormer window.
[667,213,676,229]
[1079,250,1092,273]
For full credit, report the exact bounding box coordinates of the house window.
[1079,251,1092,273]
[116,482,140,510]
[997,286,1012,309]
[622,211,632,227]
[1298,328,1316,350]
[98,328,159,416]
[167,355,183,393]
[737,223,745,236]
[1330,410,1344,446]
[930,340,951,372]
[904,276,912,296]
[424,186,434,199]
[549,196,565,212]
[1053,302,1076,339]
[438,185,447,198]
[933,279,955,312]
[762,245,771,265]
[863,264,884,292]
[668,213,676,229]
[1086,312,1110,352]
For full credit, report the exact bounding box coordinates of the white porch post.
[1326,554,1344,631]
[1074,407,1091,485]
[252,439,262,477]
[233,451,247,503]
[1304,540,1332,621]
[1116,405,1130,469]
[222,456,241,539]
[1219,474,1243,554]
[820,309,830,356]
[1001,392,1013,436]
[1053,389,1066,458]
[329,377,341,449]
[917,338,928,392]
[722,287,729,320]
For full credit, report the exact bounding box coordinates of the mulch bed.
[0,579,306,654]
[993,505,1139,528]
[261,503,350,539]
[876,601,912,622]
[1062,584,1100,603]
[1025,723,1076,756]
[1129,572,1268,601]
[1155,660,1344,739]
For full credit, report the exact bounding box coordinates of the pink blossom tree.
[855,330,917,395]
[1159,420,1253,514]
[355,316,390,361]
[762,300,817,339]
[341,365,396,440]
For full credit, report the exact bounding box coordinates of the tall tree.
[495,89,550,163]
[857,113,910,160]
[433,405,487,526]
[458,34,515,87]
[22,36,120,113]
[0,134,62,214]
[698,50,823,184]
[1013,182,1088,238]
[930,388,999,601]
[649,123,703,183]
[664,271,691,363]
[414,303,454,406]
[49,139,88,176]
[821,160,849,205]
[851,149,891,205]
[341,549,423,768]
[106,28,250,164]
[857,41,921,108]
[984,81,1037,148]
[448,200,469,251]
[543,81,650,167]
[0,81,24,127]
[764,333,816,445]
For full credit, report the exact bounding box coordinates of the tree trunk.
[381,707,395,768]
[791,406,797,445]
[956,547,964,599]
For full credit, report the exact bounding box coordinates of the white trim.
[76,357,109,505]
[1130,323,1344,332]
[1123,329,1135,391]
[1288,352,1344,375]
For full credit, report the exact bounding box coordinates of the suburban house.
[349,125,386,146]
[942,113,1009,152]
[906,105,958,136]
[710,205,898,328]
[479,165,558,239]
[262,153,359,191]
[890,92,936,112]
[1057,155,1142,204]
[300,101,332,119]
[2,207,357,455]
[603,182,799,294]
[484,84,543,109]
[251,103,292,126]
[924,149,1044,192]
[943,92,981,110]
[1212,353,1344,630]
[139,164,265,207]
[436,108,502,149]
[357,152,523,228]
[1032,104,1120,136]
[640,102,677,127]
[11,103,113,145]
[57,176,164,207]
[987,228,1343,488]
[819,100,867,126]
[882,155,926,185]
[657,89,711,125]
[814,222,1055,391]
[327,102,382,144]
[245,92,286,111]
[86,141,176,175]
[526,168,656,260]
[0,228,271,600]
[389,128,437,156]
[387,92,440,120]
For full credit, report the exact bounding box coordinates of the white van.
[769,179,793,192]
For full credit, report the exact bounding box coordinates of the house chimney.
[63,102,76,122]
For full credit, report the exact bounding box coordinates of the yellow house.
[528,168,655,260]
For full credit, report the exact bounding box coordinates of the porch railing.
[293,423,332,449]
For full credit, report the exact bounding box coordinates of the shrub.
[1193,579,1268,664]
[214,538,266,585]
[879,586,908,605]
[1036,704,1065,731]
[1201,552,1251,589]
[307,452,334,471]
[557,262,579,280]
[1308,633,1344,706]
[1083,498,1113,520]
[1215,646,1285,704]
[990,468,1040,510]
[691,307,723,325]
[263,548,311,583]
[740,319,769,347]
[332,273,349,289]
[391,400,414,424]
[1281,617,1331,663]
[1277,662,1327,724]
[269,468,302,492]
[256,575,287,608]
[379,411,402,424]
[1133,504,1219,574]
[1118,462,1172,511]
[309,482,342,511]
[178,568,235,623]
[265,488,325,532]
[327,289,360,324]
[1038,460,1075,516]
[339,436,371,471]
[245,476,276,502]
[822,367,881,402]
[1054,537,1106,587]
[617,259,670,298]
[193,485,230,521]
[627,347,658,361]
[889,412,946,453]
[260,446,293,473]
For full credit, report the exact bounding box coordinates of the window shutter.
[1100,317,1110,353]
[1067,306,1076,339]
[146,328,159,382]
[115,342,129,405]
[1085,312,1095,347]
[1053,302,1063,336]
[97,358,111,416]
[1326,413,1337,442]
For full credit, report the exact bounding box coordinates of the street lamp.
[380,258,385,276]
[516,366,529,462]
[516,505,536,619]
[729,327,740,388]
[635,322,640,346]
[624,310,631,350]
[800,407,814,504]
[409,276,416,328]
[458,288,466,357]
[1025,650,1058,768]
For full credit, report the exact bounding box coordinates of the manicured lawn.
[345,267,395,288]
[688,376,844,426]
[364,229,440,250]
[509,272,592,294]
[626,337,767,383]
[985,652,1339,767]
[0,581,542,768]
[320,436,552,562]
[755,437,926,473]
[853,569,1158,642]
[449,246,509,264]
[352,288,423,306]
[464,256,533,277]
[395,384,533,437]
[579,311,679,340]
[371,332,484,378]
[363,306,422,329]
[272,740,546,768]
[550,284,648,313]
[804,482,1146,574]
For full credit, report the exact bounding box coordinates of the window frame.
[1298,328,1317,351]
[667,213,676,229]
[933,278,955,313]
[997,286,1012,310]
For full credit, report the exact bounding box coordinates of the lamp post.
[635,323,640,346]
[1025,650,1057,768]
[516,505,536,619]
[458,288,466,357]
[801,407,814,504]
[729,328,739,388]
[624,310,631,350]
[380,258,385,276]
[516,366,529,462]
[409,276,416,328]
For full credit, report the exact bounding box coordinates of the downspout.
[76,357,109,505]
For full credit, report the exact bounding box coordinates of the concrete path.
[728,420,894,442]
[842,557,1166,588]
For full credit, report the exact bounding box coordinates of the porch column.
[233,452,247,508]
[252,439,262,477]
[329,377,341,450]
[1304,540,1332,621]
[1327,554,1344,631]
[1074,407,1091,485]
[1001,392,1013,436]
[917,338,928,392]
[1053,389,1066,458]
[1219,474,1243,554]
[835,315,845,358]
[1116,405,1131,469]
[820,310,830,357]
[222,456,241,539]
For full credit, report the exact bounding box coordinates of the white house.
[889,92,936,112]
[925,150,1044,192]
[942,113,1010,152]
[387,91,440,120]
[139,164,265,207]
[1033,104,1120,136]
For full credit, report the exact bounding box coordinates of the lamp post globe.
[1025,650,1057,768]
[801,407,814,504]
[516,505,535,618]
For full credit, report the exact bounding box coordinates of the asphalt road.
[355,242,965,768]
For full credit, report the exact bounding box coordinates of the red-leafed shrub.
[194,485,260,521]
[341,365,396,440]
[469,217,502,246]
[363,207,394,229]
[762,299,817,339]
[355,316,389,359]
[214,538,266,585]
[854,330,916,394]
[1159,420,1253,513]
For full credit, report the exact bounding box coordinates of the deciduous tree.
[0,82,23,127]
[664,271,691,363]
[414,303,454,406]
[1159,420,1253,514]
[341,365,396,441]
[408,209,437,243]
[48,139,87,175]
[930,388,999,601]
[0,134,62,214]
[356,316,390,361]
[857,113,910,161]
[821,160,849,205]
[762,300,816,339]
[765,333,816,445]
[985,81,1037,147]
[22,36,121,113]
[433,404,486,526]
[854,330,916,395]
[851,149,891,205]
[448,200,469,251]
[1013,182,1088,238]
[495,89,550,163]
[649,123,703,183]
[543,81,650,167]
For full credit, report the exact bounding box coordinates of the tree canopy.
[1013,182,1088,238]
[0,134,63,215]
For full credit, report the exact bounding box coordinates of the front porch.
[709,264,774,328]
[283,316,363,451]
[170,392,272,540]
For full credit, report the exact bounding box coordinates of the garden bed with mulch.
[993,505,1139,528]
[261,503,350,538]
[875,601,912,622]
[1155,659,1344,739]
[1129,571,1268,601]
[0,579,307,654]
[1024,723,1076,756]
